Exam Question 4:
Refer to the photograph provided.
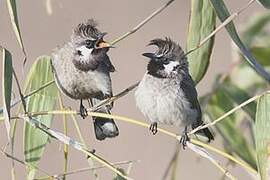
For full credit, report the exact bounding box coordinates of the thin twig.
[110,0,175,45]
[18,115,132,180]
[0,148,55,179]
[12,69,27,113]
[184,0,256,57]
[8,111,257,176]
[162,144,180,180]
[190,139,257,175]
[69,111,100,179]
[189,91,270,135]
[89,82,139,112]
[0,85,264,177]
[57,94,68,180]
[187,142,236,180]
[45,160,139,179]
[0,80,55,114]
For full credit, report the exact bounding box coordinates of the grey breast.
[51,43,112,100]
[135,73,198,127]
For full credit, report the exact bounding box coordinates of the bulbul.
[51,19,119,140]
[135,38,214,146]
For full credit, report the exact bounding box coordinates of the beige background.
[0,0,266,179]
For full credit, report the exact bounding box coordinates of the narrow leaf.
[6,0,26,62]
[241,12,270,46]
[23,56,57,179]
[206,88,257,169]
[255,93,270,180]
[222,80,256,120]
[187,0,216,84]
[257,0,270,9]
[230,64,270,91]
[251,47,270,66]
[210,0,270,83]
[1,47,13,139]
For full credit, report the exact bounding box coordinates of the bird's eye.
[163,59,170,65]
[85,39,95,48]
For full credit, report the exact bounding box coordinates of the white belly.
[51,45,111,99]
[135,74,198,127]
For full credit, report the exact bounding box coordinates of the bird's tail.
[192,122,214,142]
[90,98,119,140]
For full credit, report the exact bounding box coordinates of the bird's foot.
[179,127,189,150]
[149,122,158,135]
[86,149,96,159]
[80,101,88,119]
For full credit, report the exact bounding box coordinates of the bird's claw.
[149,122,158,135]
[180,130,189,150]
[80,102,88,119]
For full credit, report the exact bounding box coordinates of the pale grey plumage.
[51,19,119,140]
[135,38,213,142]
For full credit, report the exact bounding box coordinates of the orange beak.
[96,41,112,49]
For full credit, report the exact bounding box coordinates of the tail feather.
[192,122,214,142]
[91,98,119,140]
[200,127,214,142]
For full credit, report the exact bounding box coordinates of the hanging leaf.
[222,80,256,120]
[206,88,257,169]
[241,12,270,47]
[251,47,270,66]
[23,56,57,179]
[209,0,270,83]
[186,0,216,84]
[1,47,13,139]
[6,0,27,63]
[257,0,270,9]
[255,93,270,180]
[229,12,270,92]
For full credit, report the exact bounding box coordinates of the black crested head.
[148,37,185,60]
[73,19,102,40]
[71,19,107,48]
[144,37,188,78]
[71,19,114,72]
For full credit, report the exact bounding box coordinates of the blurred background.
[0,0,268,179]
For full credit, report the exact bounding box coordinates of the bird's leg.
[180,126,190,149]
[79,99,88,119]
[149,122,158,135]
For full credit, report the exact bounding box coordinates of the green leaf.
[229,12,270,92]
[251,47,270,66]
[209,0,270,83]
[206,88,257,169]
[6,0,26,62]
[23,56,57,179]
[255,93,270,180]
[230,64,270,91]
[1,47,13,139]
[187,0,216,84]
[257,0,270,9]
[222,80,256,120]
[241,12,270,47]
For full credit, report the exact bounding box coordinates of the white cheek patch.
[76,46,93,61]
[164,61,179,74]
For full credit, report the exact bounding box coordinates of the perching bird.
[135,38,213,146]
[51,19,119,140]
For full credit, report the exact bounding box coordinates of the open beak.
[142,53,156,59]
[96,41,112,49]
[95,32,115,49]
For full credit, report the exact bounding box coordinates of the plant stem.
[110,0,175,45]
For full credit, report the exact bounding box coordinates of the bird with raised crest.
[51,19,119,141]
[135,38,214,147]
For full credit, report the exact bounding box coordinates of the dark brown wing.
[180,74,214,141]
